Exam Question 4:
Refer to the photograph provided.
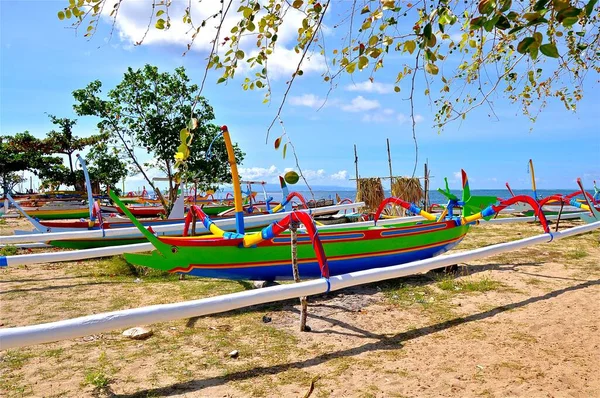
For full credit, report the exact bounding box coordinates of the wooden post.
[290,221,308,332]
[555,201,565,232]
[354,144,360,205]
[386,138,401,216]
[424,161,429,211]
[386,138,393,187]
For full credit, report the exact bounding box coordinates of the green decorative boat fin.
[108,189,173,259]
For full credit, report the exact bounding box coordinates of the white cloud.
[345,81,395,94]
[289,94,326,108]
[237,165,349,184]
[100,0,324,79]
[340,96,380,112]
[237,165,279,181]
[397,113,425,124]
[331,170,348,180]
[453,171,461,180]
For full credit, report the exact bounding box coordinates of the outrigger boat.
[506,160,598,216]
[116,126,549,281]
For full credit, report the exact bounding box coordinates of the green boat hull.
[124,220,470,280]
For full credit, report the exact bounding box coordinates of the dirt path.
[1,218,599,397]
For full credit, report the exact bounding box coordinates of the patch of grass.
[83,370,111,389]
[566,248,589,260]
[509,332,538,343]
[43,348,64,358]
[382,279,455,321]
[0,350,32,370]
[437,276,505,293]
[0,244,18,256]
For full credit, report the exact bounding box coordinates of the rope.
[205,132,223,160]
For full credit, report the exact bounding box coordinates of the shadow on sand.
[113,278,599,397]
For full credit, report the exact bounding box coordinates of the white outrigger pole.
[1,220,598,350]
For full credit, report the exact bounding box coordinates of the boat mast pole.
[529,159,538,201]
[221,126,244,234]
[76,155,95,222]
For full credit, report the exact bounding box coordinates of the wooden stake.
[386,138,401,216]
[354,144,360,196]
[290,220,308,331]
[424,161,430,210]
[555,201,565,232]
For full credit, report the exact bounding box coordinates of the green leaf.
[282,143,287,159]
[423,23,432,40]
[561,16,579,27]
[217,77,226,84]
[156,10,165,17]
[346,62,357,74]
[394,86,400,93]
[235,50,245,60]
[403,40,416,54]
[557,7,581,22]
[155,18,165,29]
[533,0,550,11]
[292,0,303,9]
[495,15,511,30]
[470,17,486,30]
[478,0,496,15]
[517,37,535,54]
[506,11,519,20]
[585,0,598,16]
[358,56,369,70]
[58,10,65,20]
[540,43,559,57]
[369,35,379,46]
[425,63,439,75]
[499,0,512,12]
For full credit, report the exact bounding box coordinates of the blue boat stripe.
[272,232,364,244]
[380,224,446,237]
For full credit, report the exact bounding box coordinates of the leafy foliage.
[0,132,62,195]
[72,65,244,204]
[57,0,599,130]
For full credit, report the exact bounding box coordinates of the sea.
[252,189,596,205]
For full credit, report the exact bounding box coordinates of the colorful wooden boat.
[115,182,546,281]
[115,127,549,281]
[23,207,91,220]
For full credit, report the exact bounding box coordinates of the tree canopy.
[0,132,62,195]
[72,64,244,207]
[58,0,598,128]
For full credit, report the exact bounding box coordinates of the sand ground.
[0,217,599,397]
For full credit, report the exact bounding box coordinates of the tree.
[56,0,600,176]
[72,65,244,208]
[0,133,63,196]
[86,141,129,193]
[44,115,106,190]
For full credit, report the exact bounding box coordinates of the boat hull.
[26,209,90,220]
[124,220,469,281]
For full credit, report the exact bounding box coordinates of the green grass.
[566,248,589,260]
[436,276,505,293]
[1,351,32,370]
[0,244,18,256]
[83,370,111,389]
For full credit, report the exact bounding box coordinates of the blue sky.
[1,0,598,192]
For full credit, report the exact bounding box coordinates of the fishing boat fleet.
[1,125,599,280]
[2,125,600,355]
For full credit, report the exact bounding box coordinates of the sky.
[1,0,599,192]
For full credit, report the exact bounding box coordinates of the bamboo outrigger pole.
[2,221,598,350]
